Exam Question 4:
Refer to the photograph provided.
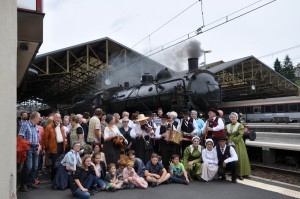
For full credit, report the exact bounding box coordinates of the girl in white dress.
[201,138,219,181]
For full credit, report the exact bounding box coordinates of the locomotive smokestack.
[188,58,198,73]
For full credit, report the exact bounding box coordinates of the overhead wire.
[131,0,200,48]
[258,44,300,59]
[105,0,277,81]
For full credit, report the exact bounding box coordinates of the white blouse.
[104,125,122,140]
[202,148,218,165]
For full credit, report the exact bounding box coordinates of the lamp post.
[203,50,212,66]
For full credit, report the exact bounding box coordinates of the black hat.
[183,110,190,115]
[209,109,219,116]
[218,136,228,141]
[160,114,168,119]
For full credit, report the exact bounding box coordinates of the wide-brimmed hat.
[208,109,219,116]
[135,114,149,122]
[218,136,228,141]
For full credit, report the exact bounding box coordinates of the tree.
[282,55,295,80]
[274,58,282,74]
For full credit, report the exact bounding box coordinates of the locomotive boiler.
[95,58,222,114]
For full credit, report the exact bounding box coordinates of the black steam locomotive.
[91,58,222,114]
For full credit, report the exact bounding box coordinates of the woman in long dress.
[103,114,127,166]
[182,136,203,181]
[201,138,218,181]
[226,112,251,180]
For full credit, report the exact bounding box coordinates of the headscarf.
[229,112,239,120]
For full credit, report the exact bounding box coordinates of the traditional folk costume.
[226,120,251,177]
[216,136,238,182]
[130,114,154,164]
[201,116,225,147]
[182,144,203,180]
[103,125,124,166]
[201,139,218,181]
[178,117,198,157]
[155,121,180,169]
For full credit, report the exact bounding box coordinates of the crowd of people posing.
[17,107,251,199]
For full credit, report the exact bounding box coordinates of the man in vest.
[177,111,198,157]
[201,109,225,147]
[216,136,238,183]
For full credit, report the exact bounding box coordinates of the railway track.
[251,163,300,186]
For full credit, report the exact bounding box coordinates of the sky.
[38,0,300,72]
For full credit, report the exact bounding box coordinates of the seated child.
[105,163,123,191]
[144,153,171,187]
[128,150,145,177]
[116,159,127,181]
[169,154,189,185]
[91,152,106,191]
[123,161,148,189]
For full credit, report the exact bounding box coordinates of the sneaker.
[150,182,157,187]
[221,176,226,180]
[34,179,40,185]
[238,176,244,180]
[232,179,237,183]
[20,185,29,192]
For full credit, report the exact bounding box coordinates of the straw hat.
[135,114,149,122]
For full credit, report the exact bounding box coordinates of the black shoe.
[183,180,189,185]
[221,176,226,180]
[20,185,29,192]
[28,184,41,189]
[88,191,95,196]
[238,176,244,180]
[232,179,237,183]
[151,182,157,187]
[90,186,101,193]
[108,187,116,192]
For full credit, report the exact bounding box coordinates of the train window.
[288,104,298,112]
[246,106,253,113]
[253,106,261,113]
[264,105,272,113]
[276,104,284,112]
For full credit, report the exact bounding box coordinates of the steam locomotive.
[90,58,222,114]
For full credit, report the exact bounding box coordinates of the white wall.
[0,0,17,198]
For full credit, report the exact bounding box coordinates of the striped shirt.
[18,121,39,145]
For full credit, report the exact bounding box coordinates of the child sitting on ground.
[123,161,148,189]
[144,153,171,187]
[91,152,106,191]
[105,163,123,191]
[169,154,189,185]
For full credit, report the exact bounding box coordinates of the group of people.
[17,107,252,199]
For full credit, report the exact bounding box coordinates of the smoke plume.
[152,39,203,72]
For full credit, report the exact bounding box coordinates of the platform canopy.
[207,56,300,102]
[17,37,168,107]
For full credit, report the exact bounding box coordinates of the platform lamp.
[199,50,212,69]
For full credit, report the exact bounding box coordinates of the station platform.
[247,123,300,133]
[18,174,300,199]
[246,132,300,151]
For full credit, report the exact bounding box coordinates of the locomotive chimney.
[188,58,198,73]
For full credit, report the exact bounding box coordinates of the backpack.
[54,153,66,169]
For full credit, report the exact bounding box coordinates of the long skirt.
[133,137,153,164]
[104,140,120,166]
[201,162,218,181]
[185,162,202,180]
